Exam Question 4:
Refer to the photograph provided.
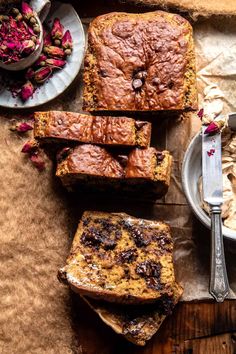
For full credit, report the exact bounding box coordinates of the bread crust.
[34,111,151,148]
[56,145,172,197]
[83,11,197,112]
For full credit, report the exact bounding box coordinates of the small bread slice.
[83,282,183,346]
[34,111,151,148]
[58,211,176,305]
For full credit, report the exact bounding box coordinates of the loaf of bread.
[83,11,197,112]
[34,111,151,148]
[56,145,172,197]
[83,282,183,346]
[58,211,177,304]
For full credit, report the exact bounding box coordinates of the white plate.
[0,2,85,109]
[182,132,236,241]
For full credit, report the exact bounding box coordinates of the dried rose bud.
[21,40,35,55]
[22,1,34,19]
[30,17,37,25]
[34,66,52,84]
[12,8,19,15]
[20,81,34,101]
[62,30,73,49]
[51,18,64,40]
[197,108,204,120]
[204,122,220,135]
[43,33,52,47]
[45,58,66,68]
[0,15,9,22]
[33,25,40,34]
[43,45,65,58]
[64,49,72,57]
[21,140,39,154]
[10,122,33,133]
[31,36,37,43]
[16,14,23,22]
[54,39,61,46]
[34,54,47,67]
[30,154,45,171]
[25,68,35,80]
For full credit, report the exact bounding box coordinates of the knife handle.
[210,205,230,302]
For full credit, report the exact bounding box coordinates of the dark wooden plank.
[69,293,236,354]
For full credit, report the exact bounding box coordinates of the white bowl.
[182,132,236,241]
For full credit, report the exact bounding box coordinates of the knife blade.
[202,124,229,302]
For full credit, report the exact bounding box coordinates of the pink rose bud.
[62,30,73,49]
[197,108,204,120]
[30,154,45,171]
[21,140,39,154]
[17,122,33,133]
[44,45,65,58]
[45,58,66,68]
[10,121,33,133]
[51,18,64,40]
[20,81,34,101]
[204,121,220,135]
[34,66,52,84]
[21,40,35,55]
[43,33,52,47]
[25,68,35,80]
[34,54,47,66]
[22,2,34,19]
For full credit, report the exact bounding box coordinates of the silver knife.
[202,123,229,302]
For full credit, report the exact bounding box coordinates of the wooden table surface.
[63,1,236,353]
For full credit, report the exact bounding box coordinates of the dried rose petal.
[207,149,215,157]
[21,140,39,154]
[30,154,45,171]
[45,58,66,68]
[22,1,34,20]
[34,66,52,84]
[204,121,220,135]
[43,33,52,47]
[20,81,34,101]
[51,18,64,40]
[11,122,33,133]
[197,108,204,120]
[62,30,73,49]
[43,45,65,58]
[34,54,47,67]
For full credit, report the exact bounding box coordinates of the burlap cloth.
[1,3,236,353]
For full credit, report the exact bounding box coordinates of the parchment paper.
[1,10,236,354]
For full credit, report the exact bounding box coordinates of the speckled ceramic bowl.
[182,131,236,241]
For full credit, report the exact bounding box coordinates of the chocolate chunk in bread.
[83,11,197,112]
[34,111,151,148]
[58,211,176,304]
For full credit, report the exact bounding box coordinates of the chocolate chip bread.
[83,282,183,346]
[56,145,172,197]
[34,111,151,148]
[83,11,197,112]
[58,211,176,304]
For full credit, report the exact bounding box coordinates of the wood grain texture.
[69,293,236,353]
